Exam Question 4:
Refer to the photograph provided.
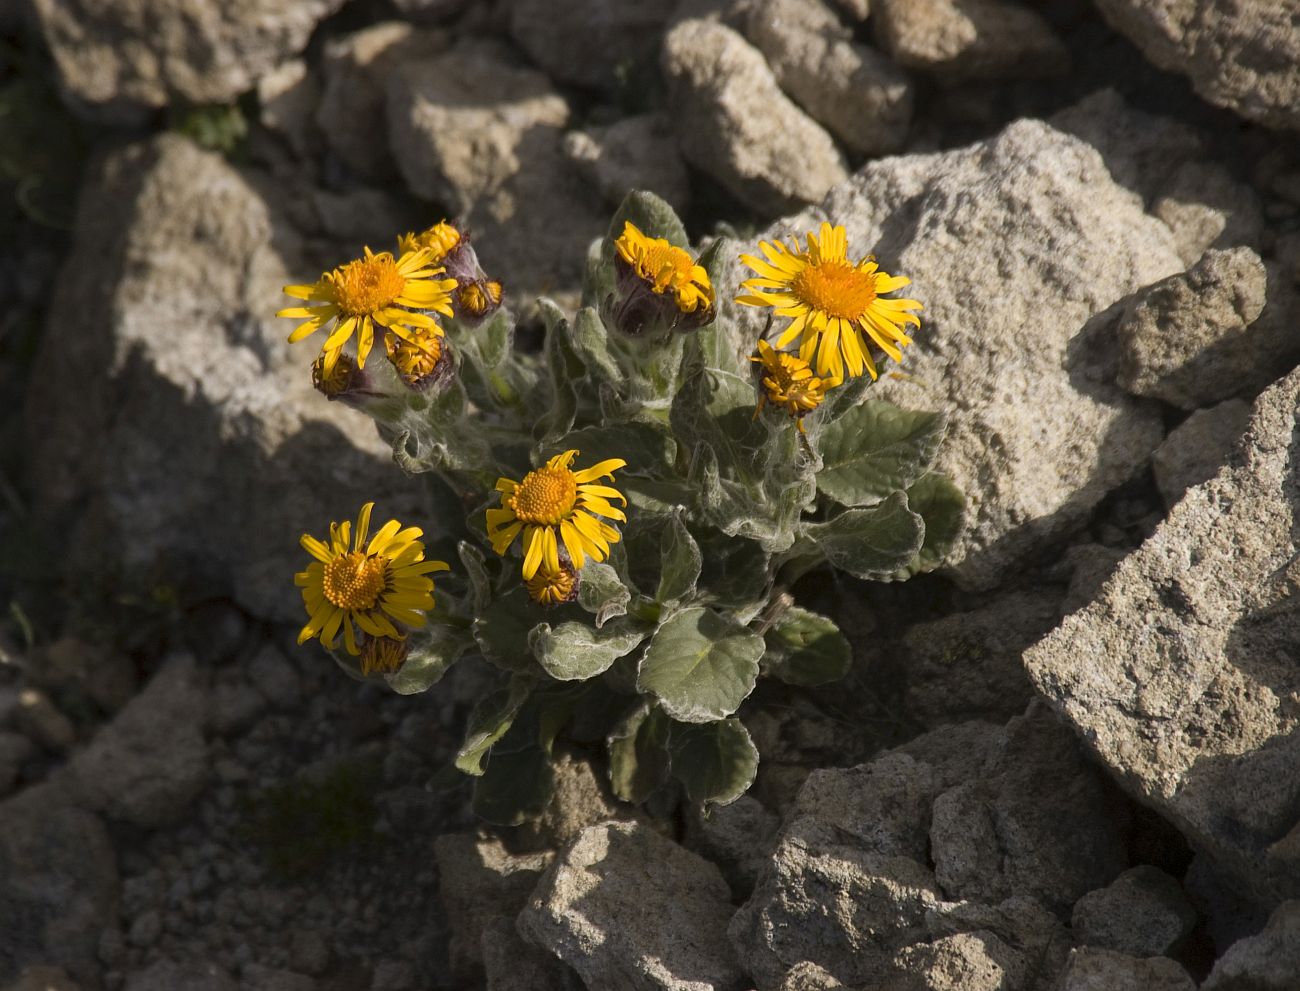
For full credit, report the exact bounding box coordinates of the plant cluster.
[280,192,963,823]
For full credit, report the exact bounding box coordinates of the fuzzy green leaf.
[636,607,763,723]
[669,717,759,808]
[570,306,624,385]
[607,702,672,803]
[577,561,631,628]
[455,675,535,776]
[478,309,513,370]
[528,619,648,681]
[762,606,851,687]
[385,624,475,695]
[458,541,492,614]
[472,590,538,674]
[804,491,925,580]
[536,299,581,444]
[657,509,702,604]
[550,421,676,476]
[815,401,946,507]
[670,364,766,483]
[472,744,554,826]
[896,472,965,579]
[696,531,771,617]
[608,189,689,249]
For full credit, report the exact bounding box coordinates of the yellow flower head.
[278,246,457,374]
[737,222,922,384]
[385,325,449,388]
[360,636,410,676]
[311,351,364,400]
[457,279,503,320]
[295,502,449,656]
[486,450,627,580]
[615,222,714,316]
[751,340,827,434]
[525,562,580,606]
[398,221,463,265]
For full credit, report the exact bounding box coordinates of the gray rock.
[0,782,118,987]
[0,733,33,797]
[257,60,320,161]
[434,833,552,982]
[23,135,425,623]
[12,690,75,752]
[2,967,82,991]
[507,0,677,90]
[898,590,1061,728]
[480,917,572,991]
[209,682,266,738]
[246,644,301,709]
[317,22,449,181]
[1054,948,1195,991]
[1061,544,1128,616]
[1116,247,1269,410]
[1202,900,1300,990]
[240,965,316,991]
[871,0,1069,79]
[744,0,913,157]
[386,40,604,298]
[30,0,345,124]
[1024,366,1300,903]
[778,962,845,991]
[726,115,1178,590]
[1071,867,1197,958]
[929,705,1127,914]
[1152,161,1264,266]
[686,794,781,896]
[829,0,868,20]
[563,115,692,215]
[1092,0,1300,132]
[519,820,744,991]
[1152,400,1252,508]
[519,752,633,850]
[124,960,239,991]
[661,19,848,214]
[69,655,209,827]
[887,931,1026,991]
[391,0,468,22]
[39,637,137,713]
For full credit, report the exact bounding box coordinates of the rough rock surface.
[123,960,239,991]
[518,820,744,991]
[480,917,572,991]
[563,114,692,214]
[69,656,208,828]
[744,0,913,156]
[1202,900,1300,990]
[30,0,346,123]
[871,0,1069,79]
[386,40,605,297]
[1054,948,1196,991]
[22,135,425,623]
[1116,247,1269,410]
[888,932,1027,990]
[1153,161,1264,266]
[0,783,118,986]
[1093,0,1300,131]
[1070,867,1197,958]
[1025,366,1300,903]
[728,114,1178,590]
[1152,400,1252,507]
[507,0,677,90]
[662,20,848,214]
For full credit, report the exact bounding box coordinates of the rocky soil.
[2,0,1300,989]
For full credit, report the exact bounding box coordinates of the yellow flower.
[738,222,922,384]
[278,247,457,374]
[295,502,449,656]
[486,450,627,580]
[525,563,579,606]
[311,351,362,399]
[398,221,462,265]
[456,279,503,319]
[614,221,714,316]
[385,325,449,388]
[360,636,410,676]
[751,340,827,433]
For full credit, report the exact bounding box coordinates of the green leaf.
[472,590,538,674]
[696,531,771,616]
[536,299,580,444]
[547,421,676,476]
[803,491,925,580]
[670,364,766,484]
[657,509,702,604]
[669,718,759,808]
[608,189,689,249]
[458,542,492,614]
[385,624,475,695]
[607,702,672,803]
[815,401,946,507]
[896,472,965,579]
[477,308,513,370]
[636,607,764,723]
[570,306,624,386]
[455,675,535,776]
[528,619,648,681]
[762,606,851,687]
[577,562,631,628]
[473,744,554,826]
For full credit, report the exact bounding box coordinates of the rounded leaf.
[669,717,759,808]
[636,607,763,723]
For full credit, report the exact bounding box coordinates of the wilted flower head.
[384,325,452,390]
[751,339,827,434]
[360,636,410,676]
[738,222,922,384]
[606,221,715,336]
[399,220,503,324]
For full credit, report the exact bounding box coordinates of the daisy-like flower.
[360,636,410,676]
[398,221,504,324]
[295,502,449,656]
[278,247,457,374]
[486,450,627,580]
[751,339,828,434]
[737,222,922,384]
[608,221,715,335]
[525,562,580,606]
[385,325,451,390]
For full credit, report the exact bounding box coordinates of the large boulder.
[1025,366,1300,903]
[30,0,345,124]
[726,113,1180,590]
[506,0,677,90]
[23,134,425,623]
[1092,0,1300,131]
